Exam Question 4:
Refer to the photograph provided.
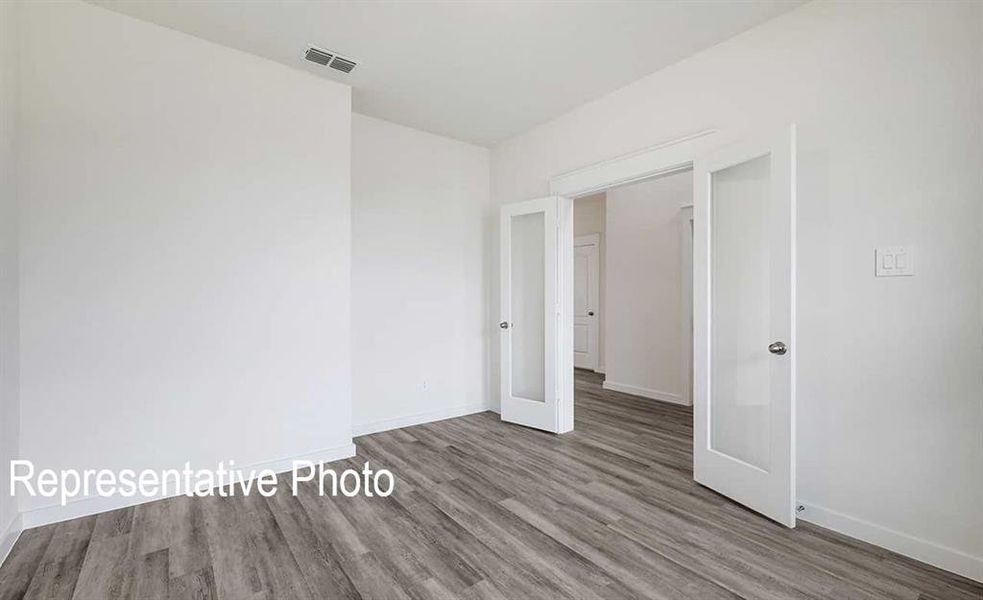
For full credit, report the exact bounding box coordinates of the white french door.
[500,196,574,433]
[693,125,797,526]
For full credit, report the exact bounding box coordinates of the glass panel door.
[499,196,574,433]
[693,126,796,527]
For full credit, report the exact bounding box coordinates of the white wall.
[573,193,606,371]
[604,171,691,403]
[17,1,353,521]
[352,114,491,434]
[491,0,983,580]
[0,0,22,560]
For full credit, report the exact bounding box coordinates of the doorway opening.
[572,168,695,410]
[501,126,796,526]
[571,167,696,475]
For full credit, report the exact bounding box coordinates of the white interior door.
[500,196,574,433]
[573,235,599,371]
[693,125,796,526]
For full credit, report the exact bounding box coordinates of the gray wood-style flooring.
[1,370,979,599]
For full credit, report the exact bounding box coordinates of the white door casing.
[693,125,796,527]
[574,234,600,371]
[680,205,694,406]
[500,196,574,433]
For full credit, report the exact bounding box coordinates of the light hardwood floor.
[1,370,979,599]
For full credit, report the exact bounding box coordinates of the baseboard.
[602,380,687,405]
[353,403,490,437]
[0,512,23,569]
[798,501,983,583]
[19,442,356,530]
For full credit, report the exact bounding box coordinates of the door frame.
[551,131,728,407]
[550,131,727,413]
[573,233,601,371]
[679,205,694,406]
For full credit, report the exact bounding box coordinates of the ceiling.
[89,1,804,147]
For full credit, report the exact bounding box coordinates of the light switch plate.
[875,246,914,277]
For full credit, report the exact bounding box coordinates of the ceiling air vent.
[328,56,357,74]
[305,46,358,74]
[304,47,333,66]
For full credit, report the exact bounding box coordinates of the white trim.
[353,403,490,437]
[0,513,23,568]
[549,129,727,198]
[679,205,694,407]
[19,442,356,529]
[602,380,686,405]
[558,197,576,433]
[798,501,983,583]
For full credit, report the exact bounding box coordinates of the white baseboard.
[0,513,23,568]
[602,380,687,405]
[353,403,490,437]
[798,501,983,583]
[19,442,356,530]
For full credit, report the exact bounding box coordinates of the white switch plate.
[875,246,914,277]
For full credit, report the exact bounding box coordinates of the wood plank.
[0,524,57,600]
[23,516,96,600]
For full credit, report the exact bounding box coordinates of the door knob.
[499,321,509,329]
[768,341,787,355]
[588,311,595,316]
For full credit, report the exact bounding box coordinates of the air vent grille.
[304,47,333,66]
[305,46,358,74]
[329,56,357,73]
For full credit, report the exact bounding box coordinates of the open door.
[693,125,796,526]
[500,196,574,433]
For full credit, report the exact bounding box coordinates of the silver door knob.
[768,341,787,355]
[499,321,509,329]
